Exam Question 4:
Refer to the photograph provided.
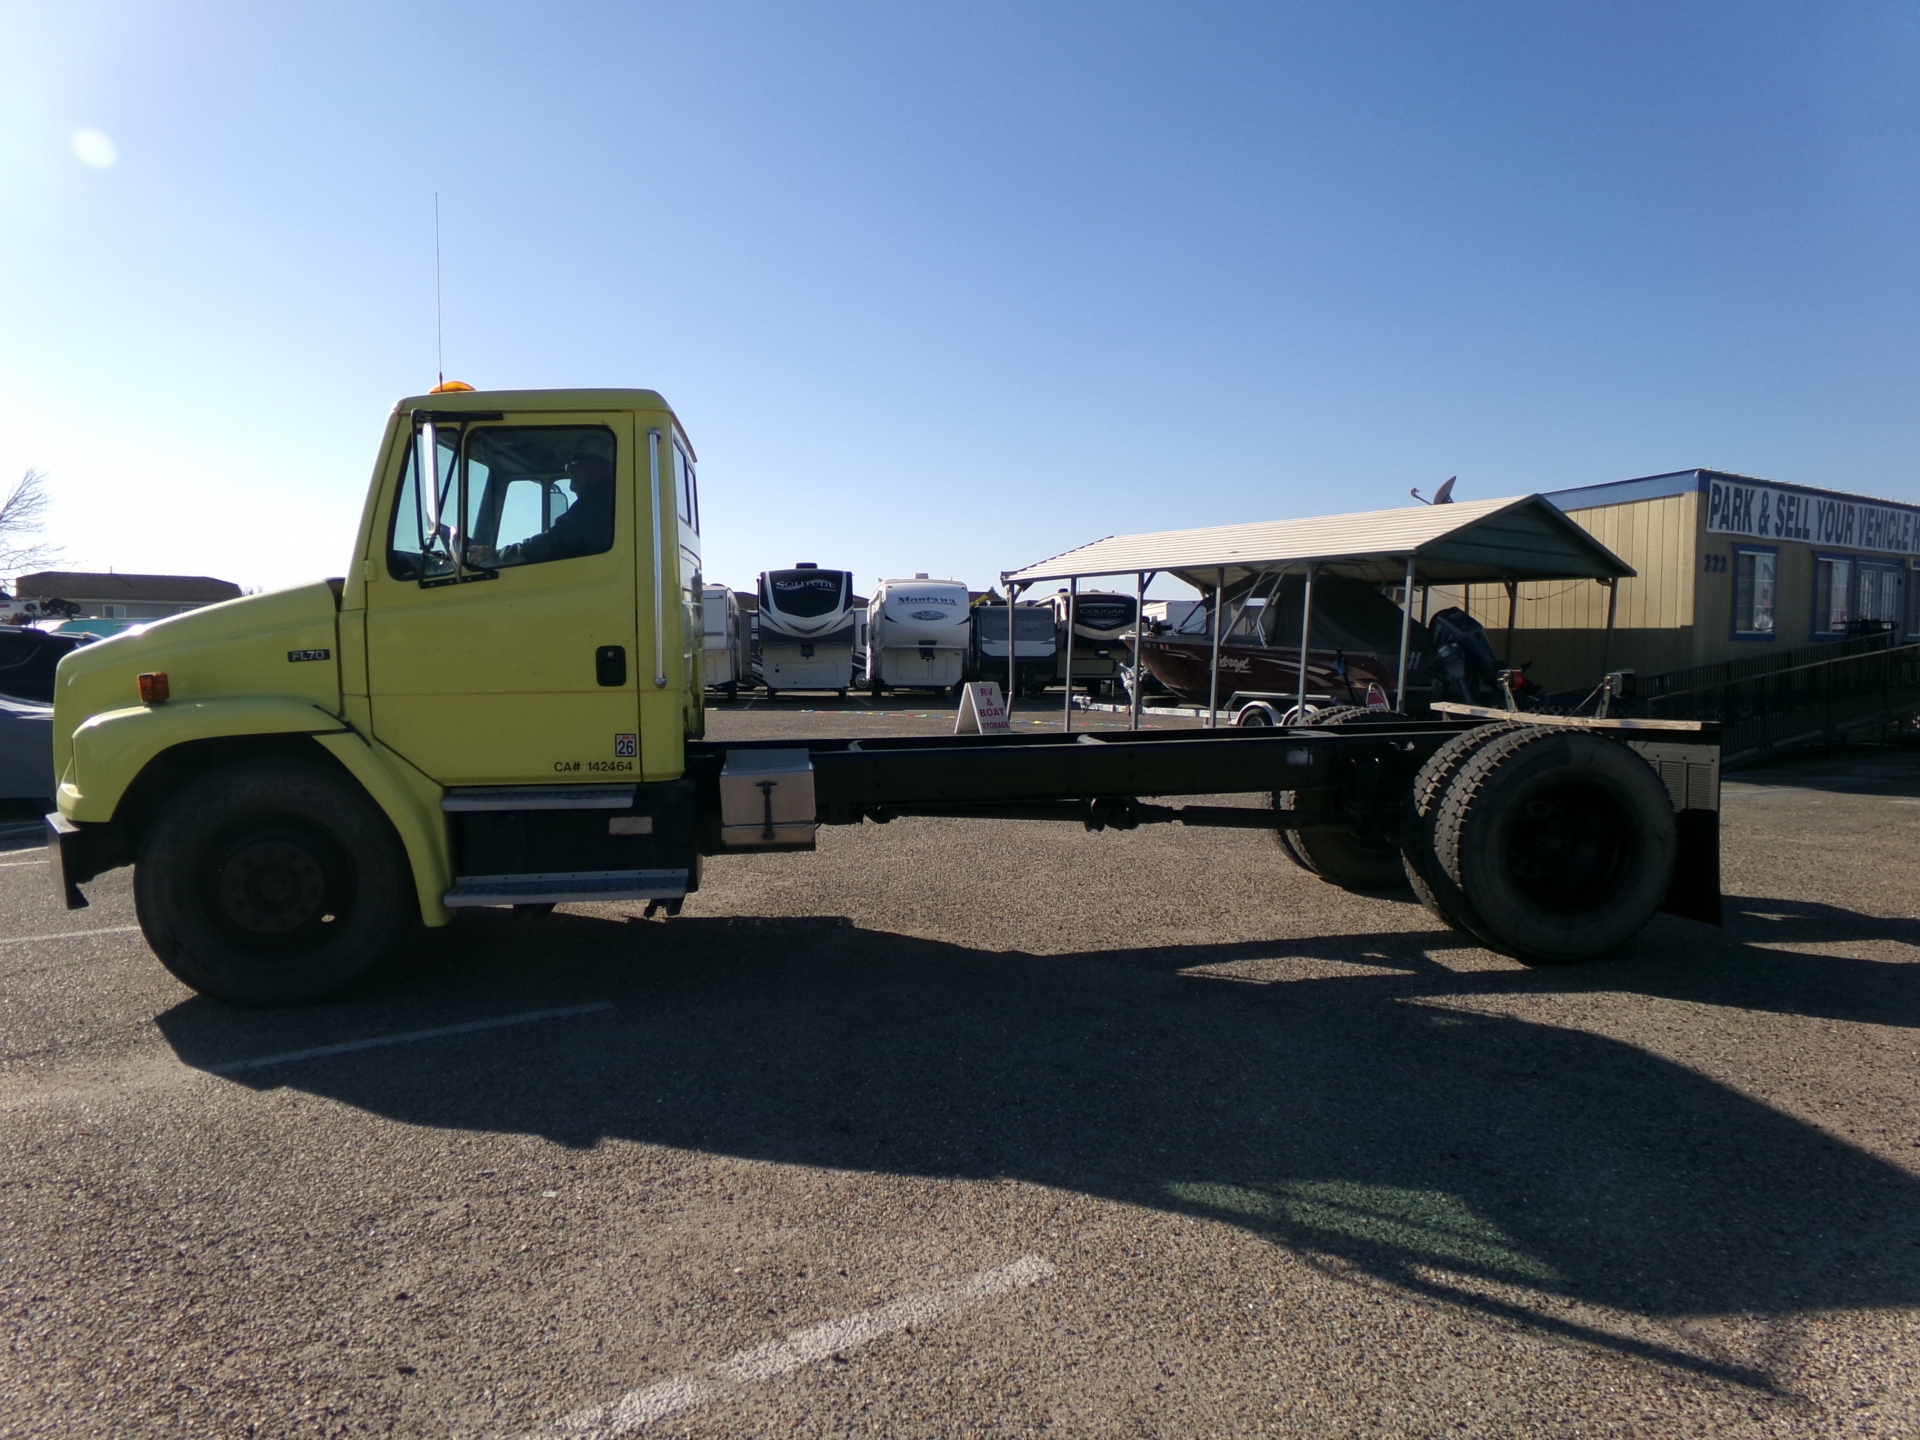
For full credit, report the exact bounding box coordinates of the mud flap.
[1661,809,1721,926]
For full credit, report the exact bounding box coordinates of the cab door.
[366,410,642,786]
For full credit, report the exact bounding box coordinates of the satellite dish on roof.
[1410,476,1458,505]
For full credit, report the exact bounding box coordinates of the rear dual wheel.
[1403,725,1676,963]
[134,759,417,1006]
[1273,707,1408,892]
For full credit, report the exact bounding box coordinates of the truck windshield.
[388,427,461,580]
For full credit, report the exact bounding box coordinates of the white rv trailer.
[701,585,752,699]
[1051,590,1139,692]
[865,575,970,696]
[756,564,858,696]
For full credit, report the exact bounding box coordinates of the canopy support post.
[1130,570,1147,731]
[1206,568,1224,727]
[1504,578,1519,663]
[1394,555,1416,711]
[1295,564,1317,722]
[1600,578,1618,677]
[1062,579,1077,733]
[1003,579,1021,717]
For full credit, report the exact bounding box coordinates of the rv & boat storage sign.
[1706,478,1920,556]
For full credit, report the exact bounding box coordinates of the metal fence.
[1640,639,1920,764]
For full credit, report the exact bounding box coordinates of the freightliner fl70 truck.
[44,387,1723,1005]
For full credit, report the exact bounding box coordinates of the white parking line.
[539,1255,1057,1436]
[205,1002,616,1074]
[0,858,48,867]
[0,925,142,946]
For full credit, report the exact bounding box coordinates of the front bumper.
[45,812,88,910]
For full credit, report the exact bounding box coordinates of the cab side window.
[673,443,699,533]
[388,425,617,581]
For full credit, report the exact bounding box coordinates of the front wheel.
[134,758,417,1005]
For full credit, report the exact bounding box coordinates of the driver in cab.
[466,453,615,569]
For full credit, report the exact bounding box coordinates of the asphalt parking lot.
[4,700,1919,1438]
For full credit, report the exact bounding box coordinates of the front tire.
[134,758,417,1005]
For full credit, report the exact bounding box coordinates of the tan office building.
[1442,470,1920,693]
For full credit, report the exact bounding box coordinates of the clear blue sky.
[3,1,1916,599]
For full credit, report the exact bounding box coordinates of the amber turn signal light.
[137,672,170,704]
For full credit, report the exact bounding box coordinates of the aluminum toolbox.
[719,748,818,850]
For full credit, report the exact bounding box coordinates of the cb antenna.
[433,193,445,388]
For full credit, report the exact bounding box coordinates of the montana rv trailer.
[865,576,970,696]
[970,601,1057,695]
[757,564,857,697]
[1052,590,1138,694]
[701,585,751,699]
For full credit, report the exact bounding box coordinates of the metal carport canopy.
[1000,494,1635,589]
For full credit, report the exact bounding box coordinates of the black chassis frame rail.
[686,715,1725,926]
[688,718,1485,832]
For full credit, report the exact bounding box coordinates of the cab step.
[443,868,688,907]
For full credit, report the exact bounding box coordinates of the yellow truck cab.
[45,386,1724,1007]
[48,388,711,1003]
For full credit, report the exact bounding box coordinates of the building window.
[1733,548,1776,638]
[1909,562,1920,640]
[1858,561,1903,630]
[1812,555,1852,637]
[103,604,126,619]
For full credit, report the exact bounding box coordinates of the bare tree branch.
[0,469,62,576]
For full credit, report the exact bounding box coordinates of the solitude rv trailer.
[971,601,1057,695]
[1052,590,1139,693]
[865,575,970,696]
[757,564,857,696]
[701,585,752,699]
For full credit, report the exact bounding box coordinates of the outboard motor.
[1425,607,1501,705]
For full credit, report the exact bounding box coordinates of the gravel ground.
[2,700,1917,1438]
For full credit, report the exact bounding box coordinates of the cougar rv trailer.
[702,585,752,699]
[757,564,857,696]
[1052,590,1138,693]
[865,576,970,696]
[970,602,1057,695]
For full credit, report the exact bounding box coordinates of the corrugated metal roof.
[1002,495,1633,588]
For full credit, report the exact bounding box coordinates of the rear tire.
[1425,726,1676,963]
[134,759,417,1006]
[1272,708,1409,891]
[1400,723,1529,944]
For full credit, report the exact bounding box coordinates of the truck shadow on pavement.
[155,905,1920,1390]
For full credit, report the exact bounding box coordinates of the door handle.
[596,645,627,687]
